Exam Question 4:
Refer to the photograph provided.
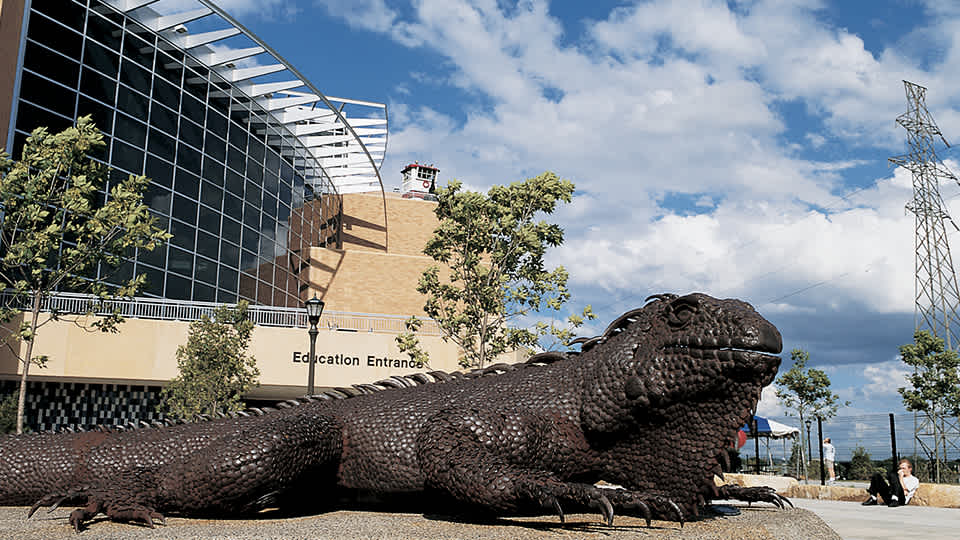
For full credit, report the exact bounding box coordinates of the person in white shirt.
[822,437,836,483]
[862,458,920,507]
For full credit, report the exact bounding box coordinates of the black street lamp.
[305,295,325,396]
[805,419,813,481]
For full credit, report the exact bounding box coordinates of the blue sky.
[208,0,960,420]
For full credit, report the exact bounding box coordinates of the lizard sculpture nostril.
[760,324,782,354]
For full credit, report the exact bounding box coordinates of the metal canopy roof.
[101,0,388,196]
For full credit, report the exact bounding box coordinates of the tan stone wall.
[340,192,438,257]
[0,0,25,151]
[0,314,467,400]
[308,192,440,316]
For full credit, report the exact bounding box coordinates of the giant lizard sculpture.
[0,292,790,531]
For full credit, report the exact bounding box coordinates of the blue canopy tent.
[740,416,800,474]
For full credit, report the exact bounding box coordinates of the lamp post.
[305,295,325,396]
[805,419,812,483]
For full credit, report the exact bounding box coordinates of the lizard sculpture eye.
[668,301,697,327]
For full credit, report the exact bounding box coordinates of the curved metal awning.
[101,0,388,197]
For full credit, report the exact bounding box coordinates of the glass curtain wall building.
[4,0,388,308]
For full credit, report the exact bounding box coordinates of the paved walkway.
[790,498,960,540]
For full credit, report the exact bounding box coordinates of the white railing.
[0,291,441,335]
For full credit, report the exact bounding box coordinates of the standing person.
[862,458,920,507]
[822,437,836,484]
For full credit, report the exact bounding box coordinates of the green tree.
[0,394,18,434]
[848,445,883,480]
[161,302,260,419]
[775,348,848,467]
[0,116,169,433]
[397,172,580,368]
[898,330,960,482]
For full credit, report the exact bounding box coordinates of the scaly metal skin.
[0,293,789,531]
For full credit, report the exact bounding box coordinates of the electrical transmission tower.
[889,80,960,482]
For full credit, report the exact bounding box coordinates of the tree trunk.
[15,294,42,435]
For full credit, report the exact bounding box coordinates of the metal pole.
[307,324,319,395]
[806,420,812,483]
[753,417,760,474]
[890,413,898,471]
[817,417,825,486]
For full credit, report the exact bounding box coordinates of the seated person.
[862,458,919,507]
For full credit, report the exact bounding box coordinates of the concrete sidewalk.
[790,498,960,540]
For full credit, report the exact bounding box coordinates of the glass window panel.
[225,169,244,195]
[207,110,227,138]
[149,209,169,231]
[121,31,153,69]
[176,143,201,175]
[184,79,207,102]
[78,97,114,137]
[277,203,290,222]
[222,218,241,245]
[143,183,171,213]
[223,192,242,217]
[87,11,122,51]
[80,67,116,105]
[156,51,182,84]
[196,232,219,262]
[202,158,224,186]
[265,150,280,175]
[19,70,75,118]
[168,245,194,275]
[152,77,179,111]
[27,13,82,58]
[117,86,149,118]
[198,206,220,234]
[240,250,257,271]
[209,95,230,117]
[111,139,143,174]
[102,259,134,286]
[147,128,175,162]
[262,194,277,218]
[119,58,151,96]
[226,144,244,173]
[15,100,71,134]
[248,138,264,163]
[179,119,203,152]
[279,181,291,207]
[241,226,258,254]
[218,265,238,290]
[244,179,261,206]
[149,103,177,136]
[138,243,166,269]
[172,194,197,225]
[181,95,204,123]
[83,40,119,78]
[165,273,191,300]
[193,281,215,302]
[256,282,273,305]
[259,236,275,261]
[32,0,86,32]
[144,154,173,188]
[242,204,259,230]
[114,113,146,148]
[205,133,226,163]
[23,42,80,88]
[217,289,238,304]
[174,168,200,200]
[263,171,279,195]
[238,273,256,302]
[200,182,223,210]
[228,121,247,150]
[245,159,262,185]
[220,241,240,268]
[139,264,164,296]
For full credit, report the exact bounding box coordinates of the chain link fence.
[742,413,960,483]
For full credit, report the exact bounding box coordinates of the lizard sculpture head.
[579,292,782,434]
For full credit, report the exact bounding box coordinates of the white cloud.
[756,384,784,416]
[310,0,960,374]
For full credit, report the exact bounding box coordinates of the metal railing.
[0,291,441,335]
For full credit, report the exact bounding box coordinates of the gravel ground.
[0,503,839,540]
